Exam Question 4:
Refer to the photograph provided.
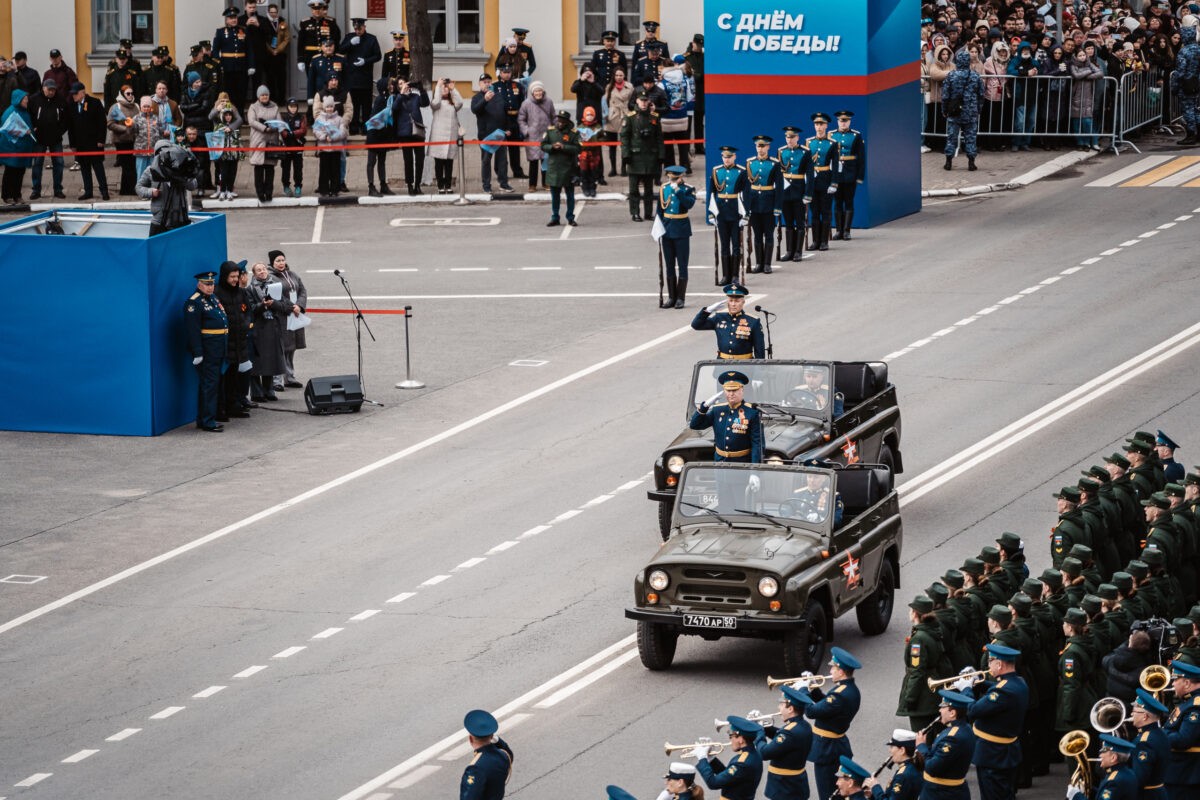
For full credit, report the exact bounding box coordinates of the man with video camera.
[136,139,199,236]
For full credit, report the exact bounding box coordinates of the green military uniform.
[1051,486,1089,568]
[619,97,664,221]
[1056,610,1097,732]
[897,596,946,732]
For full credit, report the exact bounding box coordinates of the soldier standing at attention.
[707,145,749,285]
[941,49,982,171]
[340,18,382,136]
[493,64,528,179]
[777,126,809,262]
[898,594,945,734]
[298,0,341,74]
[968,644,1028,800]
[691,282,764,360]
[461,709,514,800]
[690,370,763,464]
[511,28,536,78]
[828,111,865,241]
[620,90,663,222]
[633,20,669,65]
[656,165,695,309]
[382,31,411,83]
[184,271,228,433]
[214,7,256,113]
[307,38,346,109]
[746,134,782,275]
[589,30,627,87]
[804,112,839,253]
[1050,486,1089,569]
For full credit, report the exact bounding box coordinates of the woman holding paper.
[269,250,308,391]
[1,89,34,204]
[248,262,287,402]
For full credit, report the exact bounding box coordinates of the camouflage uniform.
[1171,27,1200,143]
[942,50,983,161]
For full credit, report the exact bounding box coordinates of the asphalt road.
[2,152,1199,800]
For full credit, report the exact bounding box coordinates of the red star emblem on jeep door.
[841,553,862,589]
[841,437,859,464]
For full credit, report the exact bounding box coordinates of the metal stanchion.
[395,305,425,389]
[453,133,473,206]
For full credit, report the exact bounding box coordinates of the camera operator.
[136,139,198,236]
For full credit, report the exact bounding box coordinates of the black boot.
[1180,130,1199,146]
[967,156,977,171]
[818,223,829,251]
[718,253,732,286]
[661,275,677,309]
[644,200,654,220]
[843,211,853,240]
[943,155,953,170]
[832,211,844,240]
[674,278,687,309]
[781,229,796,261]
[792,234,805,260]
[806,229,819,251]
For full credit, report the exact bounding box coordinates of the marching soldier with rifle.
[777,126,809,262]
[707,145,748,287]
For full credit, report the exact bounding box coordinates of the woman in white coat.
[427,77,464,193]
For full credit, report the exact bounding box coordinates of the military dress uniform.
[298,12,341,68]
[1092,734,1140,800]
[776,130,809,262]
[340,22,382,134]
[382,36,412,82]
[104,58,141,109]
[632,22,669,65]
[966,646,1029,800]
[898,596,946,733]
[1051,486,1089,569]
[143,49,182,102]
[307,49,347,103]
[214,12,256,113]
[619,97,663,220]
[690,284,764,360]
[707,147,749,285]
[745,136,782,274]
[589,37,628,87]
[1057,610,1098,733]
[872,759,921,800]
[184,272,228,432]
[756,684,814,800]
[461,709,512,800]
[657,167,695,309]
[803,114,840,252]
[828,111,866,242]
[493,75,527,177]
[1131,689,1171,800]
[918,691,976,800]
[1164,663,1200,798]
[689,374,763,464]
[696,748,763,800]
[804,664,861,800]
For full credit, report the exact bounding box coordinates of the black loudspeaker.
[304,375,364,415]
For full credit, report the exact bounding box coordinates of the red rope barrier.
[308,308,409,315]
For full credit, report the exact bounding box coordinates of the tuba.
[1089,697,1127,734]
[1141,664,1171,695]
[1060,730,1096,798]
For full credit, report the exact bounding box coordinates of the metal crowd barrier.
[1114,67,1176,153]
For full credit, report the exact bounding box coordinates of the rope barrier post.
[453,132,473,206]
[395,305,425,389]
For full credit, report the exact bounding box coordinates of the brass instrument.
[1090,697,1128,734]
[715,710,781,732]
[664,737,727,758]
[1060,730,1099,797]
[767,672,835,690]
[1141,664,1172,695]
[926,669,991,692]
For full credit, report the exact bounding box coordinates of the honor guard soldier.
[1164,658,1200,797]
[694,715,764,800]
[863,730,921,800]
[917,690,976,800]
[589,31,628,87]
[707,145,749,285]
[383,31,412,83]
[633,20,670,65]
[690,370,763,464]
[804,647,862,800]
[777,126,810,262]
[143,45,181,102]
[1156,430,1185,484]
[307,38,346,106]
[833,757,871,799]
[804,112,840,252]
[745,134,782,274]
[755,682,815,800]
[828,111,866,241]
[691,281,764,360]
[214,7,256,112]
[184,270,229,433]
[461,709,513,800]
[968,644,1028,800]
[298,0,341,71]
[657,165,696,309]
[511,28,537,77]
[1130,688,1170,799]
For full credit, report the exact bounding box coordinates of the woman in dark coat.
[269,250,308,390]
[248,261,287,401]
[214,260,257,419]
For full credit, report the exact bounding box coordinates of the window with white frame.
[428,0,482,50]
[94,0,157,48]
[581,0,642,48]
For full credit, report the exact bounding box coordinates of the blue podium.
[0,211,228,435]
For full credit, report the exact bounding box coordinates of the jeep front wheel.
[783,600,828,675]
[657,501,673,541]
[856,558,895,636]
[637,621,679,670]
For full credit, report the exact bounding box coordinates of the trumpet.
[1141,664,1173,695]
[664,738,727,758]
[1090,697,1128,734]
[715,710,781,731]
[767,672,835,690]
[1060,729,1099,797]
[926,669,991,692]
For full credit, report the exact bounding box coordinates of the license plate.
[683,614,737,630]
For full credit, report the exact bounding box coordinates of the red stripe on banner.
[706,61,920,96]
[308,308,409,315]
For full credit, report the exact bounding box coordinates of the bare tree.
[406,0,433,87]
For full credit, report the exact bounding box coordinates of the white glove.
[248,67,256,76]
[748,475,761,492]
[826,185,837,194]
[1066,787,1083,800]
[354,58,365,67]
[238,360,252,373]
[298,62,307,73]
[706,300,724,313]
[656,791,673,800]
[192,356,203,365]
[959,666,977,675]
[953,677,974,692]
[689,744,712,761]
[350,36,361,46]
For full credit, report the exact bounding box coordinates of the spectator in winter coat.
[27,80,66,199]
[365,79,397,197]
[1102,630,1155,705]
[66,83,110,200]
[471,73,511,193]
[1007,41,1041,150]
[278,98,307,197]
[390,79,428,194]
[41,50,76,110]
[982,42,1012,150]
[603,68,634,177]
[427,77,463,194]
[133,95,166,178]
[518,80,555,192]
[107,86,140,194]
[0,89,34,204]
[570,64,604,130]
[180,72,215,132]
[1069,49,1103,149]
[926,44,954,148]
[247,86,281,202]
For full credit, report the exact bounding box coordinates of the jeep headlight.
[667,455,686,474]
[758,576,780,597]
[649,570,671,591]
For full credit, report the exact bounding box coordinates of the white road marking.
[453,558,485,571]
[312,627,344,639]
[519,266,562,271]
[931,327,956,338]
[193,685,226,698]
[560,200,585,239]
[349,609,381,621]
[1019,286,1041,295]
[1157,222,1176,229]
[306,269,339,273]
[1061,267,1083,275]
[386,592,416,604]
[976,305,999,315]
[615,479,646,493]
[1080,257,1102,265]
[487,541,519,554]
[1119,239,1141,247]
[519,525,551,539]
[594,265,641,270]
[1086,155,1172,186]
[449,267,489,272]
[379,268,419,272]
[908,337,933,348]
[61,750,98,764]
[1139,230,1159,238]
[550,509,582,524]
[386,765,442,788]
[1040,276,1061,285]
[997,295,1022,305]
[233,665,267,679]
[14,773,51,787]
[420,575,451,586]
[1155,163,1200,187]
[509,359,549,367]
[0,574,46,584]
[310,206,324,243]
[1100,248,1123,255]
[105,729,140,742]
[582,494,614,508]
[533,650,640,708]
[273,646,306,658]
[149,706,185,720]
[279,241,351,245]
[1176,215,1194,221]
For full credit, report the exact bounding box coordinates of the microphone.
[755,305,774,316]
[333,268,342,276]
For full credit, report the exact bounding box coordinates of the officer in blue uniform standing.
[493,64,527,179]
[1080,735,1139,800]
[746,134,782,274]
[707,145,749,286]
[340,18,382,135]
[691,282,765,360]
[1130,688,1170,800]
[214,7,256,113]
[633,21,669,66]
[863,730,921,800]
[1156,430,1185,484]
[777,126,810,262]
[690,370,763,464]
[804,112,840,253]
[967,643,1029,800]
[694,715,764,800]
[657,164,696,309]
[307,38,346,108]
[916,690,976,800]
[804,647,862,800]
[1164,659,1200,798]
[184,270,229,433]
[828,110,866,242]
[460,709,513,800]
[756,682,814,800]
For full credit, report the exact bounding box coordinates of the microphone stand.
[757,305,776,360]
[335,270,383,407]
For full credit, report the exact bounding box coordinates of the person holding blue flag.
[0,89,34,205]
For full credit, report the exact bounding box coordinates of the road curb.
[920,149,1097,198]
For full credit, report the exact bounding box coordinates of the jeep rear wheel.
[783,600,828,675]
[658,501,673,541]
[637,621,679,670]
[856,558,895,636]
[878,443,896,473]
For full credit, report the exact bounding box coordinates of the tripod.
[334,269,383,407]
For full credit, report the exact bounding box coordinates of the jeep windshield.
[688,362,833,422]
[677,466,834,528]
